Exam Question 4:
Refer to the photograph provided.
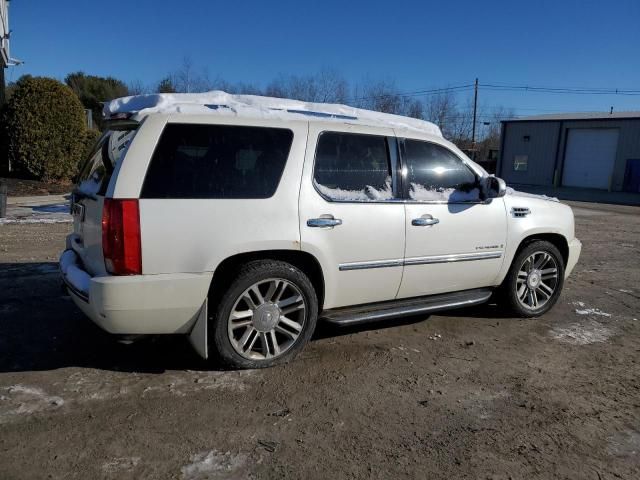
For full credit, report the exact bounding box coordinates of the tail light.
[102,199,142,275]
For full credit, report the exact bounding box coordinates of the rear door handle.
[412,215,439,227]
[307,216,342,228]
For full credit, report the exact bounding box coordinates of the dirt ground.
[0,201,638,480]
[0,177,73,197]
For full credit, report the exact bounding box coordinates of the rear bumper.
[565,238,582,278]
[60,250,212,334]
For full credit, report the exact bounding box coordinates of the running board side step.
[321,288,493,326]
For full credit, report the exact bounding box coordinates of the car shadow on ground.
[0,262,507,374]
[0,262,208,375]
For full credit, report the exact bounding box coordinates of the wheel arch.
[209,249,325,310]
[517,233,569,267]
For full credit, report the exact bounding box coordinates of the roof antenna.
[610,106,613,115]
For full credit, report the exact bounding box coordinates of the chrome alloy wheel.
[227,278,307,360]
[516,251,560,310]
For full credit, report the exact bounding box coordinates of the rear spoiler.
[102,112,140,130]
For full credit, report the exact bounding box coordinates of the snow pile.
[76,178,102,198]
[410,183,480,202]
[104,91,442,136]
[316,178,393,202]
[506,187,559,202]
[60,250,90,294]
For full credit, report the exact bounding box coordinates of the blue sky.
[7,0,640,117]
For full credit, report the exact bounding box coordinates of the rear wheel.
[503,240,565,317]
[209,260,318,369]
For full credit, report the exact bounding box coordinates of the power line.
[349,80,640,108]
[352,83,474,101]
[480,83,640,96]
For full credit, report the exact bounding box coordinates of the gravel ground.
[0,202,638,479]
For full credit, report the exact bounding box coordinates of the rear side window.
[403,139,479,202]
[313,132,393,201]
[141,124,293,199]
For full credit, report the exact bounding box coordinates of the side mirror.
[484,176,507,199]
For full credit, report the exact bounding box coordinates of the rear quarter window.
[141,124,294,199]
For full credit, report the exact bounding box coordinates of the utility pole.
[471,77,478,160]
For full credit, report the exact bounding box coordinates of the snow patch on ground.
[0,385,64,423]
[607,430,640,457]
[32,203,70,214]
[1,197,72,224]
[571,301,612,317]
[0,217,72,224]
[549,319,614,345]
[101,457,141,474]
[463,389,510,420]
[181,450,247,480]
[59,369,255,403]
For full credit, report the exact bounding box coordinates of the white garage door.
[563,128,619,189]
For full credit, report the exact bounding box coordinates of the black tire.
[209,260,318,369]
[502,240,565,317]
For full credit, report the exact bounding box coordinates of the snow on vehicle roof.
[103,91,442,136]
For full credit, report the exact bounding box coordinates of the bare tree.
[315,68,349,103]
[171,56,212,93]
[423,90,471,140]
[127,79,148,95]
[265,69,349,104]
[354,79,405,114]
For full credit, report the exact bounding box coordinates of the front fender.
[495,197,575,285]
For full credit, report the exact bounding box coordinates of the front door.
[397,139,507,299]
[299,125,406,309]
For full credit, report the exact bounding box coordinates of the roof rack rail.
[285,109,358,121]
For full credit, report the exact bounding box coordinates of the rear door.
[72,128,137,275]
[398,138,507,299]
[299,125,406,310]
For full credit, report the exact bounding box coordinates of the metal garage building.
[497,112,640,193]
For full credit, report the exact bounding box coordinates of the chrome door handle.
[412,216,439,226]
[307,216,342,228]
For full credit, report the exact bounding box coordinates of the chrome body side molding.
[339,251,503,271]
[404,251,503,266]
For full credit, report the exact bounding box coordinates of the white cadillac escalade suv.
[60,92,581,369]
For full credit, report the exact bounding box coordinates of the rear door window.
[141,124,294,199]
[402,139,480,202]
[313,132,394,201]
[77,129,137,197]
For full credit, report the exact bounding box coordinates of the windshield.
[76,128,138,197]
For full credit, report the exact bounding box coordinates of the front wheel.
[503,240,565,317]
[209,260,318,369]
